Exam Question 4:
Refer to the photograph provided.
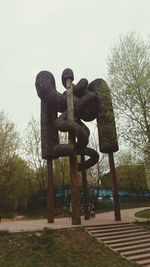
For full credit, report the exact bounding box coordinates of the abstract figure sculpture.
[35,68,121,224]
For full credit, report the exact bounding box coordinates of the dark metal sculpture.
[35,68,121,224]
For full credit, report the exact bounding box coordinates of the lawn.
[1,201,150,221]
[135,208,150,219]
[0,227,138,267]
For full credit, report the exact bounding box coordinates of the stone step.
[89,225,137,234]
[104,232,150,244]
[128,252,150,261]
[93,228,145,237]
[85,222,132,231]
[105,233,150,245]
[136,259,150,266]
[85,223,150,266]
[114,242,150,253]
[98,230,148,241]
[138,260,150,267]
[121,247,150,257]
[111,238,150,249]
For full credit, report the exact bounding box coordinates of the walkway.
[0,207,148,233]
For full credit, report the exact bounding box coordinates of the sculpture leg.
[69,135,81,225]
[81,154,90,220]
[108,153,121,221]
[47,159,54,223]
[66,77,81,225]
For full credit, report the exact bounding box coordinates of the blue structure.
[91,187,150,202]
[37,186,150,204]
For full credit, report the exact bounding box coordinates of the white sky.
[0,0,150,135]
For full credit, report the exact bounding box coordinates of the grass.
[134,209,150,231]
[1,200,150,221]
[0,230,9,236]
[120,201,150,210]
[0,207,69,221]
[94,200,150,214]
[0,227,138,267]
[135,208,150,219]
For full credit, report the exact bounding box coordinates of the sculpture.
[35,68,121,224]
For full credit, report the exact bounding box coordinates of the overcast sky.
[0,0,150,134]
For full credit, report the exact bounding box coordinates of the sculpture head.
[61,68,74,88]
[35,70,56,98]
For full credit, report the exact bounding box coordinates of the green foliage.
[135,209,150,218]
[7,155,36,209]
[24,117,71,192]
[0,230,10,236]
[0,111,19,209]
[24,116,47,191]
[96,201,114,212]
[107,32,150,160]
[0,111,39,210]
[0,153,37,210]
[102,164,147,190]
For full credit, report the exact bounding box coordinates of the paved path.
[0,207,149,233]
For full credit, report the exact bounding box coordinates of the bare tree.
[0,111,19,207]
[24,118,70,193]
[88,129,108,188]
[24,116,47,191]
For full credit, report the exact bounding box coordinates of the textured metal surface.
[35,69,118,165]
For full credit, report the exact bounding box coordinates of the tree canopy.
[107,32,150,161]
[0,111,19,208]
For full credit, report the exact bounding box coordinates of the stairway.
[85,222,150,266]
